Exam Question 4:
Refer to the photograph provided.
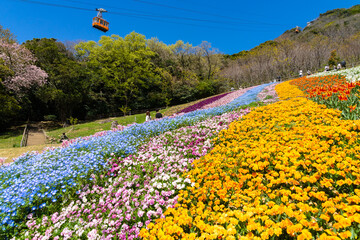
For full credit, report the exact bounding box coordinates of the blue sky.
[1,0,359,54]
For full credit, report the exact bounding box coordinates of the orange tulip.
[349,105,356,112]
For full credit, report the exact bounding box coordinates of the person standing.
[155,109,163,119]
[145,111,151,122]
[337,63,342,70]
[299,70,303,77]
[341,60,346,69]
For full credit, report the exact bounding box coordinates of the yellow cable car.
[92,8,109,32]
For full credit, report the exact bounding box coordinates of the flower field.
[6,66,360,240]
[1,83,271,238]
[310,66,360,83]
[141,74,360,240]
[290,68,360,120]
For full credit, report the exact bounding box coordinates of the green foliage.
[328,49,340,67]
[24,38,89,121]
[119,106,131,116]
[195,80,216,98]
[43,115,57,121]
[75,32,164,112]
[1,31,228,130]
[0,25,17,43]
[0,129,23,149]
[0,58,20,128]
[224,50,249,60]
[236,101,265,111]
[67,116,78,125]
[0,59,14,80]
[0,61,18,129]
[0,87,21,129]
[346,4,360,15]
[320,5,360,17]
[164,97,172,108]
[324,21,334,28]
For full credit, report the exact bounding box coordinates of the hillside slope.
[277,4,360,42]
[222,4,360,89]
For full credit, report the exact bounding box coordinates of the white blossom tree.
[0,40,47,94]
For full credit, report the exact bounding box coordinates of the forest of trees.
[0,4,359,130]
[0,27,228,129]
[221,34,360,88]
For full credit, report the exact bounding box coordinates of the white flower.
[184,178,192,184]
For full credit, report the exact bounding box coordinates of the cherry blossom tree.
[0,40,47,94]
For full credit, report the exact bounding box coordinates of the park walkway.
[26,128,46,146]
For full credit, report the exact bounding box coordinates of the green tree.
[24,38,89,121]
[0,25,17,43]
[0,59,20,129]
[328,49,341,68]
[75,32,164,113]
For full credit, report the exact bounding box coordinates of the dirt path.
[26,128,46,146]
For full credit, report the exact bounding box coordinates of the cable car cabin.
[92,17,109,32]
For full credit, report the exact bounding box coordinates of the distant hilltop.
[277,4,360,42]
[222,4,360,88]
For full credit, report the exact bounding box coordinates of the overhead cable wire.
[17,0,93,12]
[14,0,276,32]
[61,0,273,27]
[172,0,276,19]
[132,0,288,27]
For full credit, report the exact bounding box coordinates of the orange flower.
[338,94,348,101]
[349,105,356,112]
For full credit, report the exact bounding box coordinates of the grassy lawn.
[0,144,61,164]
[0,127,25,149]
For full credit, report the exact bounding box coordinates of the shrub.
[43,115,57,121]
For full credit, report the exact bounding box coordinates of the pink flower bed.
[257,83,279,103]
[200,86,257,109]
